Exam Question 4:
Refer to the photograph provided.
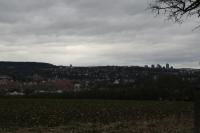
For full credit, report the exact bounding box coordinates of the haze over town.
[0,0,200,68]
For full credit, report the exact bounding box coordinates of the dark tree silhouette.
[150,0,200,23]
[149,1,200,132]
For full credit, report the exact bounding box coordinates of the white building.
[7,91,25,96]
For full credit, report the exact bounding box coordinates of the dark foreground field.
[0,99,193,133]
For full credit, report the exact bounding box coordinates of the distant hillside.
[0,62,57,80]
[0,61,56,69]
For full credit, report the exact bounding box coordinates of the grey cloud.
[0,0,199,68]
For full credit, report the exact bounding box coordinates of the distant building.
[166,63,170,69]
[74,83,81,92]
[113,79,120,85]
[55,90,63,94]
[0,75,12,81]
[53,80,73,91]
[7,91,25,96]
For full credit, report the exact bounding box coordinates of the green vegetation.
[0,99,193,133]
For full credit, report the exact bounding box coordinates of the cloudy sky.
[0,0,200,68]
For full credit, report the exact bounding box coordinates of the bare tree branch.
[150,0,200,23]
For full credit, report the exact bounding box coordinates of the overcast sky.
[0,0,200,68]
